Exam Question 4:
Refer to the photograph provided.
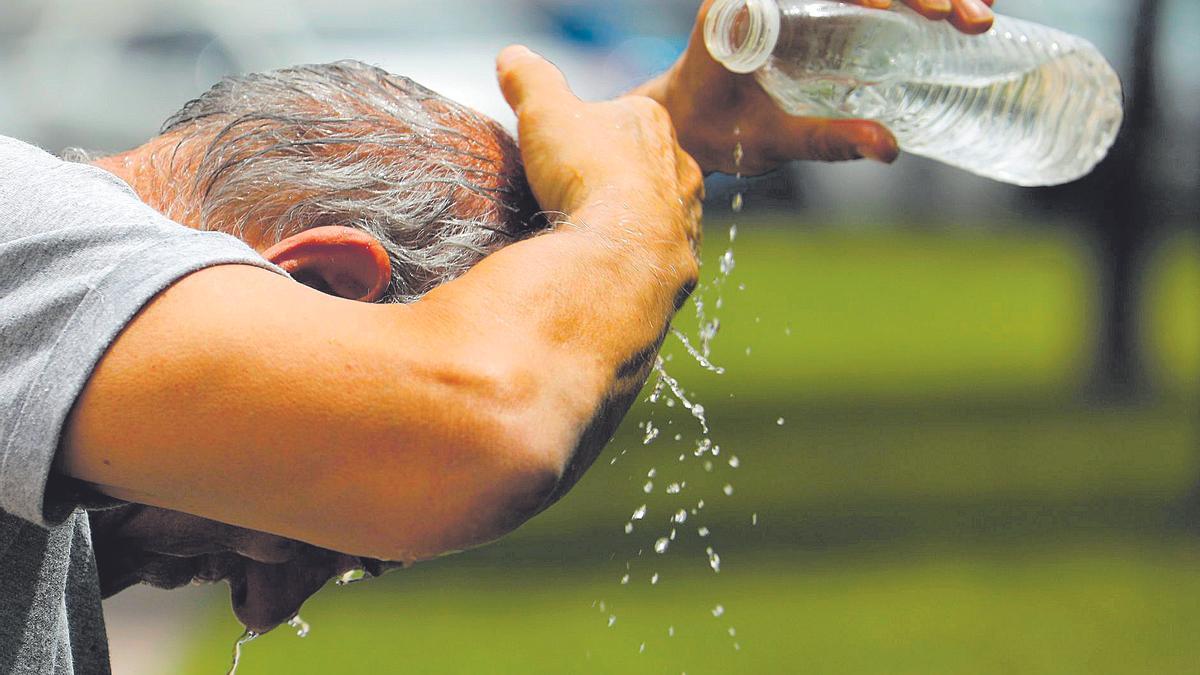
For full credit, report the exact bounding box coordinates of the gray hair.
[161,60,545,303]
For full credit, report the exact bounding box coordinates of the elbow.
[348,356,577,563]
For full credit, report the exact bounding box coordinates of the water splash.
[671,328,726,375]
[226,629,258,675]
[642,421,660,445]
[652,358,709,435]
[336,568,366,586]
[286,615,310,638]
[706,547,721,573]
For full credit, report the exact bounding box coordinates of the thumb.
[495,45,578,116]
[779,117,900,164]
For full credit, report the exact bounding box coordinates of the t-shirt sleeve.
[0,135,288,528]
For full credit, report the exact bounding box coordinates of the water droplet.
[712,604,725,617]
[738,283,746,291]
[728,455,740,468]
[707,547,721,573]
[639,642,646,654]
[643,422,660,445]
[620,574,630,585]
[728,627,737,637]
[647,468,656,478]
[744,347,752,356]
[733,141,744,167]
[666,482,682,494]
[734,642,741,651]
[665,398,676,408]
[729,224,738,242]
[752,513,758,526]
[673,509,688,524]
[624,522,634,534]
[336,568,366,585]
[654,538,670,554]
[697,526,710,537]
[719,249,736,275]
[723,484,734,496]
[672,328,725,374]
[697,499,705,510]
[668,625,675,637]
[669,528,677,541]
[287,615,310,638]
[673,433,682,441]
[776,417,785,426]
[227,630,258,675]
[599,601,606,612]
[608,615,617,628]
[632,504,647,520]
[643,481,654,494]
[650,572,660,584]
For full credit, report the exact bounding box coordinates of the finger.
[948,0,994,34]
[495,45,579,117]
[778,118,900,164]
[901,0,952,20]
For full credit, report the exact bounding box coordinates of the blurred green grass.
[181,222,1199,674]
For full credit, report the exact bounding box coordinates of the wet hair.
[160,60,546,303]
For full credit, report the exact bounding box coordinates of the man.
[0,1,992,672]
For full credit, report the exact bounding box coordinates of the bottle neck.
[704,0,781,74]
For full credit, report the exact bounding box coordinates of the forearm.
[59,204,694,561]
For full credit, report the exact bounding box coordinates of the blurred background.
[3,0,1197,672]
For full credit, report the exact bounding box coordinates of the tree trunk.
[1085,0,1162,400]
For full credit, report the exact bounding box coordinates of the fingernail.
[961,0,992,20]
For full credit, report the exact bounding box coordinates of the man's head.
[85,60,549,633]
[93,59,546,303]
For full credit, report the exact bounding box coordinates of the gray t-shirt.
[0,135,284,674]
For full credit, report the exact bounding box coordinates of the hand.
[633,0,996,175]
[496,45,702,256]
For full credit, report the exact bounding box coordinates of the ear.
[261,226,391,303]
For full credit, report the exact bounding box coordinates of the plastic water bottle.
[704,0,1123,186]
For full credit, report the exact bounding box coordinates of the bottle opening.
[704,0,781,74]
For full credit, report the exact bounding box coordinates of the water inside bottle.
[760,47,1122,186]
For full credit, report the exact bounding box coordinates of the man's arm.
[57,46,701,564]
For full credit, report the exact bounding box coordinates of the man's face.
[90,503,378,633]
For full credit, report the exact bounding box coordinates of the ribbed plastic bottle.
[704,0,1124,186]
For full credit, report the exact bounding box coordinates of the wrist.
[564,200,699,289]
